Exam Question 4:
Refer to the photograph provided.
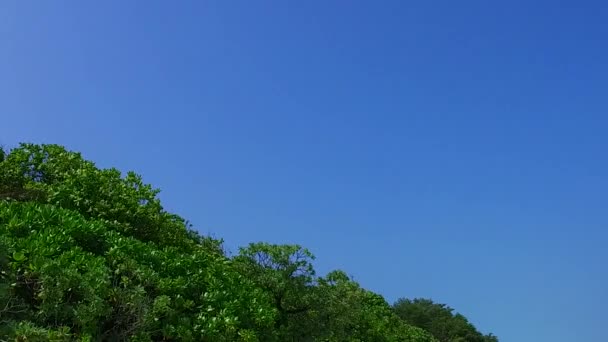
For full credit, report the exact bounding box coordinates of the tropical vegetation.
[0,143,497,341]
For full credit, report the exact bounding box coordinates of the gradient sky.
[2,2,607,341]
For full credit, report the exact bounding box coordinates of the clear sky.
[1,1,607,341]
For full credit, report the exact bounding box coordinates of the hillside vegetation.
[0,143,497,341]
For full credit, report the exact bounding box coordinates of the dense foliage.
[392,299,498,342]
[0,144,496,341]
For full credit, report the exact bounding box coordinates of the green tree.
[314,271,436,342]
[0,144,275,341]
[234,245,437,342]
[0,143,496,341]
[234,243,317,341]
[393,298,498,342]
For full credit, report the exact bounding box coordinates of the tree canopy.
[0,143,496,341]
[392,299,498,342]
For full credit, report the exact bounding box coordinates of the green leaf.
[12,251,26,261]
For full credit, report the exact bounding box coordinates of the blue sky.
[2,1,607,341]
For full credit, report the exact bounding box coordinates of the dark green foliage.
[393,298,498,342]
[234,245,437,342]
[313,271,436,342]
[0,143,495,341]
[234,243,318,341]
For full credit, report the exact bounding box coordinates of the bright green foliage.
[0,321,72,341]
[0,144,496,341]
[0,143,219,252]
[393,298,498,342]
[0,144,275,340]
[0,201,276,340]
